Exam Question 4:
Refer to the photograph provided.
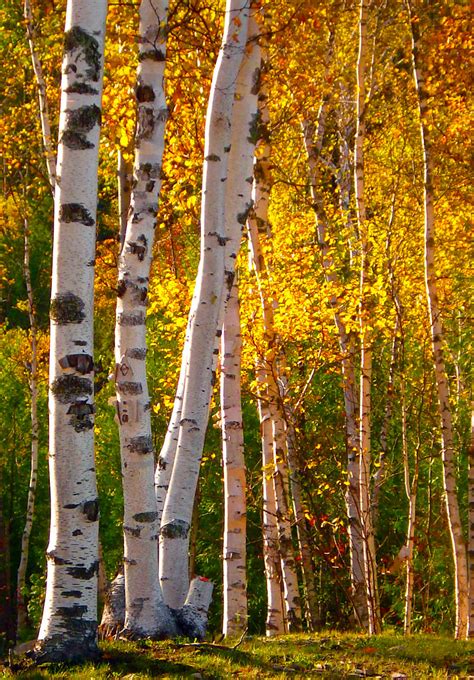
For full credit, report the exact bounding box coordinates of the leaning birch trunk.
[221,277,247,637]
[302,114,366,628]
[354,0,380,635]
[24,0,57,193]
[113,0,175,638]
[16,219,39,634]
[34,0,107,662]
[159,1,253,609]
[407,0,468,639]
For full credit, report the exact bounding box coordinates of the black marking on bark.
[64,26,101,81]
[74,340,87,346]
[83,499,99,522]
[67,398,95,432]
[208,231,229,246]
[205,154,220,162]
[237,202,253,225]
[123,557,137,565]
[180,418,198,426]
[117,381,143,395]
[117,280,127,298]
[72,529,83,536]
[46,550,71,565]
[124,525,141,537]
[116,279,148,305]
[57,605,88,618]
[62,104,101,150]
[51,293,86,324]
[60,203,95,226]
[225,269,235,291]
[158,456,167,470]
[133,511,158,523]
[146,180,155,192]
[250,66,262,95]
[63,503,80,509]
[216,329,222,337]
[139,49,165,62]
[61,590,82,598]
[51,375,92,404]
[224,145,231,153]
[66,561,99,580]
[160,519,190,539]
[118,311,146,326]
[137,162,161,180]
[136,84,155,102]
[127,234,148,261]
[59,353,94,374]
[137,107,156,140]
[127,435,153,454]
[211,370,216,387]
[65,82,98,95]
[126,347,147,360]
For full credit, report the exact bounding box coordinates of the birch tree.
[355,0,380,634]
[113,0,175,639]
[406,0,468,639]
[159,0,255,609]
[16,217,39,633]
[34,0,107,661]
[221,276,247,637]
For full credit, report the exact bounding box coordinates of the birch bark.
[407,0,468,639]
[34,0,107,662]
[159,0,254,609]
[221,276,247,637]
[113,0,175,638]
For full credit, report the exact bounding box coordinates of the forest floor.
[2,631,474,679]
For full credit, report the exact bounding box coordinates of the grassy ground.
[2,632,474,678]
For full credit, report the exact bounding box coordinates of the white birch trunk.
[24,0,57,193]
[271,412,302,631]
[34,0,107,661]
[260,406,286,636]
[16,219,39,633]
[221,277,247,637]
[407,0,468,639]
[159,2,254,609]
[113,0,175,638]
[282,402,319,630]
[355,0,380,634]
[247,71,302,632]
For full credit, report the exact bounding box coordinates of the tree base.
[29,631,100,664]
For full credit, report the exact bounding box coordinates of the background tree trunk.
[407,0,468,639]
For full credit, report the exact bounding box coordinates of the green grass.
[2,631,474,678]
